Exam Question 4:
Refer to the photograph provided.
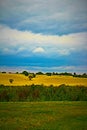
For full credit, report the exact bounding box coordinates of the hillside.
[0,73,87,86]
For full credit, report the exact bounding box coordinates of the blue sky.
[0,0,87,73]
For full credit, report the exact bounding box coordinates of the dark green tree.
[22,71,29,76]
[36,72,44,75]
[46,72,51,76]
[9,79,14,83]
[28,73,36,80]
[29,75,33,80]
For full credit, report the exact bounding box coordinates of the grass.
[0,101,87,130]
[0,73,87,86]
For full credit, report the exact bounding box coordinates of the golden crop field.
[0,73,87,86]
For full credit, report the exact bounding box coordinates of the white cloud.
[33,47,45,53]
[0,25,87,56]
[17,47,26,52]
[57,49,70,56]
[2,48,16,54]
[57,48,75,56]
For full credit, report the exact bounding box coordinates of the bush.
[28,73,36,80]
[22,71,29,76]
[2,71,6,73]
[36,72,44,75]
[9,79,14,83]
[0,84,87,102]
[46,72,51,76]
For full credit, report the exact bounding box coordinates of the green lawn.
[0,101,87,130]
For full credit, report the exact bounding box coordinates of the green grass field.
[0,101,87,130]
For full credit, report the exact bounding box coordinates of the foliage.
[73,73,87,78]
[22,71,29,76]
[59,72,73,76]
[45,72,52,76]
[1,71,87,78]
[28,75,33,80]
[2,71,6,73]
[36,72,44,75]
[0,84,87,102]
[28,73,36,80]
[9,79,14,83]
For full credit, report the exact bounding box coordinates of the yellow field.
[0,73,87,86]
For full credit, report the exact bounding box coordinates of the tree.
[31,73,36,78]
[9,79,14,83]
[46,72,51,76]
[28,73,36,80]
[36,72,44,75]
[82,73,87,78]
[29,75,33,80]
[74,72,76,76]
[2,71,6,73]
[22,71,29,76]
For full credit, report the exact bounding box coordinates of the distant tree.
[29,75,33,80]
[82,73,87,78]
[28,73,36,80]
[2,71,6,73]
[32,73,36,78]
[72,73,87,78]
[83,73,86,76]
[9,79,14,83]
[52,72,56,75]
[52,72,59,75]
[9,72,12,74]
[36,72,44,75]
[74,72,76,76]
[22,71,29,76]
[46,72,51,76]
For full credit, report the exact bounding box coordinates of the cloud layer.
[0,25,87,56]
[0,0,87,72]
[0,0,87,34]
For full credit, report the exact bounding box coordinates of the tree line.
[1,71,87,78]
[16,71,87,78]
[0,84,87,102]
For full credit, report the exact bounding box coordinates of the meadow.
[0,73,87,129]
[0,73,87,86]
[0,101,87,130]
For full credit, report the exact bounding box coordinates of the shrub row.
[0,84,87,101]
